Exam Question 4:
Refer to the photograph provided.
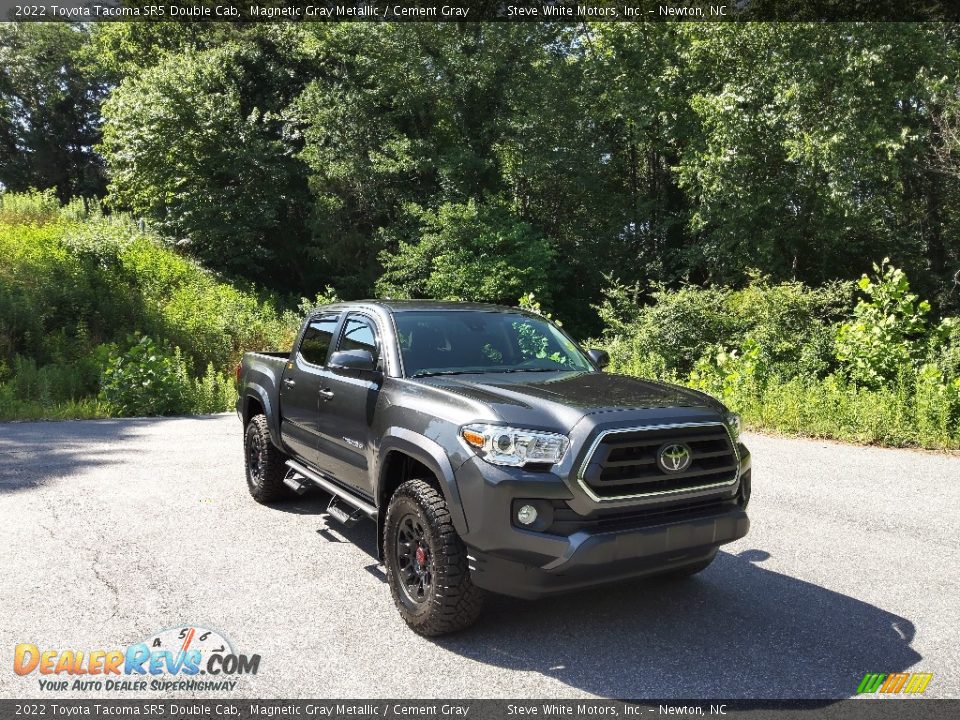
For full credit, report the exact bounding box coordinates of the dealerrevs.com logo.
[14,626,260,692]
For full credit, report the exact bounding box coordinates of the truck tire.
[244,414,290,503]
[383,479,485,636]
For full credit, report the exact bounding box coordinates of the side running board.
[284,459,377,520]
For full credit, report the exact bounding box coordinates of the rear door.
[279,312,341,466]
[315,312,384,496]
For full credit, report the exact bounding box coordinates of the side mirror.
[587,348,610,370]
[328,349,377,373]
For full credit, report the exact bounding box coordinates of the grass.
[0,398,109,422]
[0,190,299,419]
[724,377,960,451]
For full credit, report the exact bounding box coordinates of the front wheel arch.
[376,431,470,534]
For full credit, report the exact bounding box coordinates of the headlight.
[461,424,569,467]
[724,412,742,440]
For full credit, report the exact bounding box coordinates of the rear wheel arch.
[242,388,282,448]
[243,395,264,426]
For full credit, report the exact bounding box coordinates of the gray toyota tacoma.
[237,301,751,635]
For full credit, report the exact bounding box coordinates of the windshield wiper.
[411,369,497,378]
[412,367,566,378]
[505,368,564,373]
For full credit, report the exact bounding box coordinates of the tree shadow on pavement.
[433,549,919,700]
[0,416,227,494]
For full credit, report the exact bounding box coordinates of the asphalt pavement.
[1,414,958,699]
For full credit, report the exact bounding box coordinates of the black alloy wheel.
[395,513,433,605]
[383,479,485,635]
[243,414,290,503]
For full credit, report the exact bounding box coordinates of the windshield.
[394,310,594,378]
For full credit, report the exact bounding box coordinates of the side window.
[298,314,339,366]
[337,315,381,369]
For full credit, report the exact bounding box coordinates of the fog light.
[516,504,538,526]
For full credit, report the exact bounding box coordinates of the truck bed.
[238,351,289,429]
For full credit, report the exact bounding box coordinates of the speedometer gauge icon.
[139,625,234,658]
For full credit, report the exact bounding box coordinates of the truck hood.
[418,371,725,429]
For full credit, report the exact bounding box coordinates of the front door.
[315,313,384,496]
[279,312,341,467]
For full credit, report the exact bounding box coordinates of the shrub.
[727,277,851,380]
[99,335,192,416]
[596,274,852,379]
[597,283,738,377]
[913,363,960,445]
[99,335,240,417]
[189,362,237,414]
[835,259,931,388]
[596,267,960,449]
[929,317,960,383]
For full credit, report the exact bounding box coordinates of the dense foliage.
[98,30,316,287]
[2,23,960,447]
[99,335,235,417]
[0,24,106,199]
[1,190,958,447]
[5,23,960,333]
[0,191,302,419]
[596,269,960,448]
[376,200,555,305]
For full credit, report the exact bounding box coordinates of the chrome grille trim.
[576,421,740,502]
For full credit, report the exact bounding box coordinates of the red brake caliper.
[415,546,427,568]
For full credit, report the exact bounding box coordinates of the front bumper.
[467,506,748,598]
[455,446,751,599]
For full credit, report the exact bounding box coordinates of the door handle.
[282,378,296,387]
[319,388,335,400]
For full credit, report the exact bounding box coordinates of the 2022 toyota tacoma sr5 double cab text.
[236,301,751,635]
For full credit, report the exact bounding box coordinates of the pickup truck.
[237,301,751,636]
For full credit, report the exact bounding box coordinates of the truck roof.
[313,299,528,314]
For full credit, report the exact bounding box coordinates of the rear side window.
[298,314,339,366]
[337,315,381,368]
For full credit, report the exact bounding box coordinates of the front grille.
[547,497,737,536]
[579,423,738,499]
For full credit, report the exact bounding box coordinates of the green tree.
[293,24,577,299]
[99,28,317,287]
[69,22,960,325]
[376,200,555,306]
[674,24,960,296]
[86,22,246,82]
[584,24,694,286]
[0,23,107,199]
